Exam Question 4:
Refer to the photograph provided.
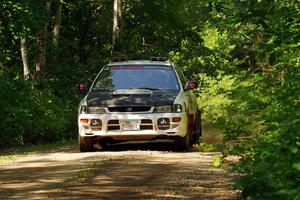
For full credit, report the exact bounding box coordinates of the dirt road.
[0,142,239,199]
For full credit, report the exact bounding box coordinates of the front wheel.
[175,133,191,151]
[192,109,202,144]
[79,135,94,152]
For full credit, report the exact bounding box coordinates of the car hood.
[86,90,179,107]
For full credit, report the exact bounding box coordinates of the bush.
[235,121,300,200]
[0,78,75,148]
[224,67,300,200]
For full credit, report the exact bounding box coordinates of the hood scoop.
[113,89,153,95]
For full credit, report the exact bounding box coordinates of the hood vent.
[113,89,153,95]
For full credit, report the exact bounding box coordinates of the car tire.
[79,135,94,152]
[176,132,191,152]
[192,109,202,144]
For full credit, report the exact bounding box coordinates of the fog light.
[80,118,89,124]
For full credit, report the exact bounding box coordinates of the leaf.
[292,163,300,171]
[212,155,223,167]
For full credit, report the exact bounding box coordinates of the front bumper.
[78,112,187,141]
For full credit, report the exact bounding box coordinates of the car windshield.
[92,65,180,91]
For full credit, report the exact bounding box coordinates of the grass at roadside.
[192,124,226,152]
[193,142,225,152]
[0,139,77,162]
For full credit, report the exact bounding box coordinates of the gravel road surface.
[0,141,239,199]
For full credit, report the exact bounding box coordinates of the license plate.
[120,120,140,131]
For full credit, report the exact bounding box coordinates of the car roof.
[107,60,172,67]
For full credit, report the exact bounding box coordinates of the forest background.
[0,0,299,199]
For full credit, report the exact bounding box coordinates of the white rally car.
[78,58,201,151]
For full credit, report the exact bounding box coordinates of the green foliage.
[228,64,300,199]
[193,142,224,153]
[212,154,224,168]
[234,121,300,200]
[206,1,300,199]
[0,0,299,198]
[0,78,74,148]
[197,74,235,128]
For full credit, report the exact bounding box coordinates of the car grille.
[107,106,151,113]
[107,119,153,130]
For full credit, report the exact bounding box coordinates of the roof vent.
[150,57,166,62]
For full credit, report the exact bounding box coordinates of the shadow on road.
[96,140,182,152]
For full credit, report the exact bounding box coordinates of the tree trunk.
[112,0,122,51]
[35,34,46,73]
[35,1,51,75]
[21,38,30,80]
[53,0,62,46]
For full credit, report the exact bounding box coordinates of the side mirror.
[79,83,87,91]
[185,81,198,90]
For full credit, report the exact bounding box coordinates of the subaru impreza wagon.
[78,58,201,151]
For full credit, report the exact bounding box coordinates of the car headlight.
[79,105,87,114]
[79,106,106,114]
[173,104,183,112]
[154,104,183,113]
[88,106,106,114]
